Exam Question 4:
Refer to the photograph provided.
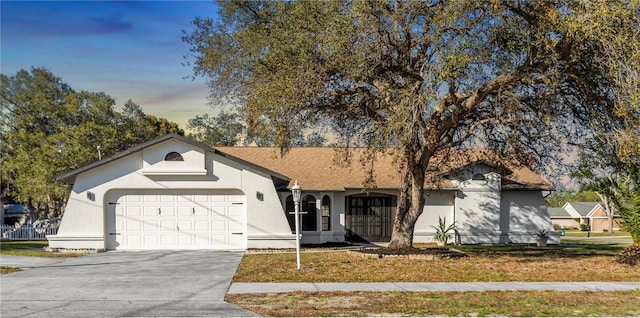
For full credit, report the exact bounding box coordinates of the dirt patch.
[351,247,467,259]
[247,242,361,254]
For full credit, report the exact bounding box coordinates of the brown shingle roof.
[215,147,553,191]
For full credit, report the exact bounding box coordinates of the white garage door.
[112,192,245,250]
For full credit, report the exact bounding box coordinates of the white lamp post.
[291,180,302,270]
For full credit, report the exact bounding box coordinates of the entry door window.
[301,195,317,231]
[321,195,331,231]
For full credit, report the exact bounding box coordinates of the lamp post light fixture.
[291,180,302,270]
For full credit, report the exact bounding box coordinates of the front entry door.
[345,195,396,242]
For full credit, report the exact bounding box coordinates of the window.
[284,195,318,232]
[164,152,184,161]
[285,195,295,232]
[301,195,317,231]
[321,195,331,231]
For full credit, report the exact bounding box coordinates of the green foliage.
[535,229,549,239]
[187,110,244,146]
[545,189,599,208]
[432,217,456,244]
[1,68,183,218]
[618,171,640,244]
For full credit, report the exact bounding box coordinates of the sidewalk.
[228,282,640,294]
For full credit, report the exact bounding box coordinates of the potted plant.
[432,216,456,246]
[535,229,549,247]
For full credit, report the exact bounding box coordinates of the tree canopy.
[1,68,184,218]
[185,0,639,248]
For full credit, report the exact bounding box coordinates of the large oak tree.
[184,0,639,248]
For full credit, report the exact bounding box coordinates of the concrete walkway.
[228,281,640,294]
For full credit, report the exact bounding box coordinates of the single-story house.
[550,202,623,232]
[47,134,558,251]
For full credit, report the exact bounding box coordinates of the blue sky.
[1,0,220,129]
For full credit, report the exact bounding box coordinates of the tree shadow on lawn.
[453,242,625,259]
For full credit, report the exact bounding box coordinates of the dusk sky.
[1,0,221,129]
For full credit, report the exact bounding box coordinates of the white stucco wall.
[414,191,455,243]
[48,139,295,250]
[500,191,559,244]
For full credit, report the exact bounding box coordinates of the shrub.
[616,244,640,266]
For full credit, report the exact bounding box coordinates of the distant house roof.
[215,147,553,192]
[563,202,603,217]
[548,207,572,218]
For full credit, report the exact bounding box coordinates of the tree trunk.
[388,160,426,249]
[608,206,615,234]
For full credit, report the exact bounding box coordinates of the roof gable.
[564,202,603,217]
[55,134,289,184]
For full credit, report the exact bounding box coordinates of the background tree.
[545,189,599,208]
[185,0,640,248]
[1,68,184,218]
[187,110,244,146]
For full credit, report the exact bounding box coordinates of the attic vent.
[472,173,486,181]
[165,152,184,161]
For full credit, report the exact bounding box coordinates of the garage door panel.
[194,194,209,203]
[161,234,176,245]
[126,220,142,231]
[125,206,141,217]
[177,220,193,231]
[177,206,192,217]
[159,206,175,216]
[143,235,159,246]
[193,207,208,217]
[211,220,227,232]
[114,192,245,250]
[143,220,160,232]
[178,233,193,245]
[194,220,210,231]
[160,195,175,202]
[177,195,192,202]
[143,207,158,217]
[127,235,143,246]
[194,234,209,245]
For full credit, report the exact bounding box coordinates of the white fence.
[1,225,59,241]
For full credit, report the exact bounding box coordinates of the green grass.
[564,230,630,237]
[0,241,83,257]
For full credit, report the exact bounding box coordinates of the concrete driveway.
[0,250,258,317]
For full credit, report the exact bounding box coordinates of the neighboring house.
[550,202,623,232]
[48,134,558,251]
[548,207,579,229]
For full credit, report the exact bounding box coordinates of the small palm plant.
[432,216,456,246]
[535,229,549,247]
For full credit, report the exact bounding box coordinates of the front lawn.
[0,241,83,257]
[226,290,640,317]
[233,243,640,283]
